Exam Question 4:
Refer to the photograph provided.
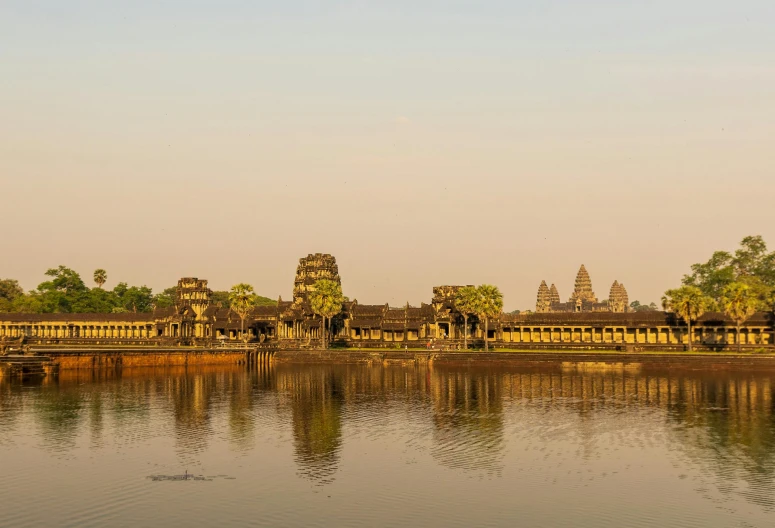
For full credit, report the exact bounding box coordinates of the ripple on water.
[2,364,775,527]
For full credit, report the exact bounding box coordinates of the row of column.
[499,326,773,345]
[0,324,156,339]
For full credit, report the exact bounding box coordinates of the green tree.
[630,300,659,312]
[229,283,258,341]
[721,282,759,352]
[211,290,231,308]
[662,286,710,352]
[308,279,345,350]
[473,285,503,352]
[454,286,478,350]
[152,286,178,309]
[682,236,775,310]
[0,279,24,312]
[93,269,107,289]
[113,283,154,313]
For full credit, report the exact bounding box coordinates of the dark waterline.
[2,363,775,527]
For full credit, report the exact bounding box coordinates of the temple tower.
[549,284,560,305]
[609,281,629,313]
[569,265,598,304]
[536,281,551,313]
[176,278,211,317]
[292,253,342,305]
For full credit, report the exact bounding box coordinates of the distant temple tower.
[549,284,560,305]
[569,265,598,305]
[608,281,630,313]
[536,265,622,313]
[292,253,341,305]
[536,281,551,313]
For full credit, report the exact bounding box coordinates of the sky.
[1,0,774,311]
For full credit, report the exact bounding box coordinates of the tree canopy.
[472,284,504,352]
[681,235,775,311]
[662,285,710,351]
[454,286,479,350]
[229,283,258,339]
[721,282,759,352]
[0,267,278,315]
[309,279,345,349]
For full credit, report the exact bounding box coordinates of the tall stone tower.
[608,281,629,313]
[549,284,560,305]
[536,281,551,313]
[292,253,342,305]
[176,278,212,317]
[568,265,598,304]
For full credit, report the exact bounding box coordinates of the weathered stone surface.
[293,253,341,305]
[609,281,630,313]
[536,281,551,313]
[549,284,560,305]
[569,265,598,305]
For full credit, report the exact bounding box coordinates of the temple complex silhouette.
[1,254,773,351]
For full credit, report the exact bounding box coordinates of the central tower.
[568,264,598,305]
[292,253,342,305]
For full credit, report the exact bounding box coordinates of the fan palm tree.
[473,284,503,352]
[722,282,759,352]
[309,279,345,350]
[662,286,709,352]
[229,283,257,341]
[454,286,478,350]
[93,269,107,289]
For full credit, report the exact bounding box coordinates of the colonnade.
[498,326,773,346]
[0,323,157,339]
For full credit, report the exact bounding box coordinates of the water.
[2,362,775,527]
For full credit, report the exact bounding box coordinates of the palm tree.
[454,286,478,350]
[93,269,107,289]
[722,282,759,352]
[473,284,503,352]
[309,279,345,350]
[229,283,257,341]
[662,286,709,352]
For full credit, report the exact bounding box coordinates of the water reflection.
[429,368,505,475]
[2,362,775,521]
[278,367,344,484]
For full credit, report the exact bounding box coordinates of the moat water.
[2,362,775,527]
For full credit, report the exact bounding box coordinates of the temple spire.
[569,264,598,304]
[536,280,551,313]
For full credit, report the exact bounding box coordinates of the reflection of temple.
[1,254,774,350]
[277,367,343,483]
[536,265,629,313]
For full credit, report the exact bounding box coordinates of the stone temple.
[536,265,629,313]
[2,254,773,351]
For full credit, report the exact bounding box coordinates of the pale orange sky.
[1,1,774,310]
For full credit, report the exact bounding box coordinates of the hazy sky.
[2,1,774,310]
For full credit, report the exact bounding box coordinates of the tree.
[662,286,710,352]
[33,266,88,313]
[454,286,478,350]
[308,279,345,350]
[113,283,154,313]
[682,236,775,310]
[42,266,87,294]
[630,300,658,312]
[0,279,24,312]
[229,284,258,341]
[93,269,107,289]
[152,286,178,309]
[721,282,759,352]
[472,285,503,352]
